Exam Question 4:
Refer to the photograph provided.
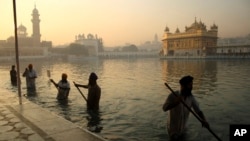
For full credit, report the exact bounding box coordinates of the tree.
[67,43,88,55]
[121,44,138,52]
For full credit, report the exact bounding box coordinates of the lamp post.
[13,0,22,104]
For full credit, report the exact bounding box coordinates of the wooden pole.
[73,81,88,103]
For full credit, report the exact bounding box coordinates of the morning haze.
[0,0,249,47]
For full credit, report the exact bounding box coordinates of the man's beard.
[182,89,192,97]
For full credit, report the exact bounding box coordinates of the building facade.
[1,6,44,48]
[0,6,51,59]
[161,18,218,56]
[74,33,103,56]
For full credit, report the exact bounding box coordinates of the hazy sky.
[0,0,250,47]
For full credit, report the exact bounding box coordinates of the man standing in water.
[162,75,209,140]
[22,64,37,90]
[50,73,70,100]
[74,72,101,111]
[10,65,17,85]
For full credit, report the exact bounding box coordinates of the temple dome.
[185,18,207,32]
[18,24,27,31]
[211,23,218,29]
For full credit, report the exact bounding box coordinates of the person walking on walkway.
[50,73,70,100]
[74,72,101,111]
[22,64,37,90]
[10,65,17,85]
[162,75,209,140]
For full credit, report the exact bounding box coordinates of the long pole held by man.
[73,81,88,103]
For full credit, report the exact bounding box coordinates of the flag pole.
[13,0,22,104]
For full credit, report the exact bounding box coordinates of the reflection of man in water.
[87,110,103,133]
[22,64,37,90]
[10,65,17,85]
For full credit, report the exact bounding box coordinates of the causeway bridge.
[98,51,159,58]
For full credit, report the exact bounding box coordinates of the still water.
[1,58,250,141]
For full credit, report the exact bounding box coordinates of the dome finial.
[164,24,169,32]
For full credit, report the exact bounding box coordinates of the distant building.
[74,33,103,56]
[161,18,218,56]
[138,34,161,51]
[217,35,250,46]
[0,6,51,59]
[215,35,250,54]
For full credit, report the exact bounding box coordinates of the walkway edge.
[9,100,108,141]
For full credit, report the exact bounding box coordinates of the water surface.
[1,58,250,141]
